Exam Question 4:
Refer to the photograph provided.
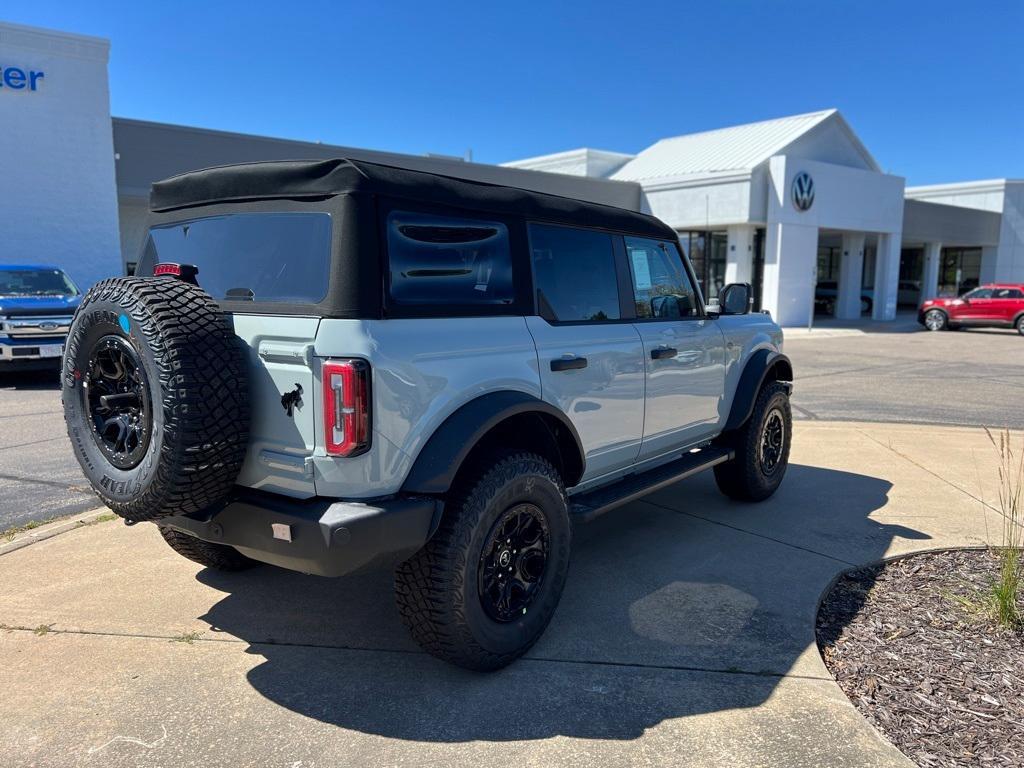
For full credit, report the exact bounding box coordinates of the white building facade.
[0,22,122,291]
[2,21,1021,326]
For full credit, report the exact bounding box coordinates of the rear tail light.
[323,359,371,457]
[153,263,199,285]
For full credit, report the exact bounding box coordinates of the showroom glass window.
[387,211,514,306]
[144,212,331,303]
[625,236,700,319]
[529,224,619,322]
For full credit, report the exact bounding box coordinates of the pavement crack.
[0,624,830,681]
[856,429,1018,527]
[0,472,90,493]
[640,499,858,566]
[0,435,67,452]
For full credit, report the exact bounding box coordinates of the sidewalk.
[0,422,1016,768]
[783,311,922,339]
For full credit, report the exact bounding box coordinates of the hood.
[0,294,82,316]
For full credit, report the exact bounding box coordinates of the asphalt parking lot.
[0,321,1022,532]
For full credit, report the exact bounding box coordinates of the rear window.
[386,211,514,306]
[142,212,332,303]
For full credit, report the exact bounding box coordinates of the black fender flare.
[723,349,793,432]
[401,390,586,495]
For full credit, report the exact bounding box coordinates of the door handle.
[550,356,588,372]
[650,347,678,360]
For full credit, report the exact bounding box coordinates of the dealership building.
[3,21,1022,327]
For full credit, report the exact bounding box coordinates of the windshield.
[141,212,332,304]
[0,268,79,297]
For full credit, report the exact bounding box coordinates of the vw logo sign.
[791,171,815,212]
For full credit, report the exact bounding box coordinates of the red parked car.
[919,284,1024,335]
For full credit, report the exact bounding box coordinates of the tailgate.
[232,314,319,497]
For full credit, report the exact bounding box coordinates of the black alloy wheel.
[758,407,786,476]
[84,335,152,470]
[477,503,550,622]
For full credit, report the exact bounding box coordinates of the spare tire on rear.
[62,276,249,522]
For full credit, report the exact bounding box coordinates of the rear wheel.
[923,309,947,331]
[394,451,571,671]
[1016,316,1024,336]
[158,527,256,571]
[714,381,792,502]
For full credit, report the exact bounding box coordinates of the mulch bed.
[817,549,1023,768]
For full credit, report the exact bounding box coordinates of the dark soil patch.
[817,549,1023,768]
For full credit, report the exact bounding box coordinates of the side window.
[386,210,514,306]
[625,236,700,319]
[529,224,620,322]
[964,288,993,299]
[1006,289,1024,299]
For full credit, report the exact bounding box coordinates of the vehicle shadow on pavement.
[196,464,928,742]
[0,368,61,391]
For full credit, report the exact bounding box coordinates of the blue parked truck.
[0,265,81,369]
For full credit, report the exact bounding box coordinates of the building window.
[939,247,982,296]
[678,230,726,300]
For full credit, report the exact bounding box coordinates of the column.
[921,242,942,300]
[872,233,902,320]
[762,222,819,327]
[835,233,866,320]
[980,246,999,284]
[724,225,755,285]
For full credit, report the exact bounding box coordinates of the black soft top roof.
[150,158,675,240]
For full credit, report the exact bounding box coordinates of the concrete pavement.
[1,421,1016,768]
[786,320,1024,428]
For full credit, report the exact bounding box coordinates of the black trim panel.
[723,349,794,432]
[401,390,586,494]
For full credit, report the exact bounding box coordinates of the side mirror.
[719,283,752,315]
[651,295,681,318]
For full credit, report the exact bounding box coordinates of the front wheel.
[923,309,947,331]
[1016,316,1024,336]
[394,451,571,671]
[714,381,792,502]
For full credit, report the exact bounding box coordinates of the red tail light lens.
[323,359,371,457]
[153,263,182,277]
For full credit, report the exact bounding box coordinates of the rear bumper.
[160,490,442,577]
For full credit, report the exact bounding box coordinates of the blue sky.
[6,1,1022,184]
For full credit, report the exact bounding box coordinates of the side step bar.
[569,446,733,522]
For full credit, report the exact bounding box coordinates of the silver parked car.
[61,159,793,670]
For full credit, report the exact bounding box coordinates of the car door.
[991,287,1022,323]
[956,288,996,322]
[624,235,727,460]
[525,223,645,482]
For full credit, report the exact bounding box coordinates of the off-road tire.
[62,277,249,522]
[158,527,255,571]
[714,381,792,502]
[394,451,571,671]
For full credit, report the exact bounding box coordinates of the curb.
[0,508,113,557]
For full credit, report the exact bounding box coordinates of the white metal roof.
[611,109,877,182]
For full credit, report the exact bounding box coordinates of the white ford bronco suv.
[62,158,792,670]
